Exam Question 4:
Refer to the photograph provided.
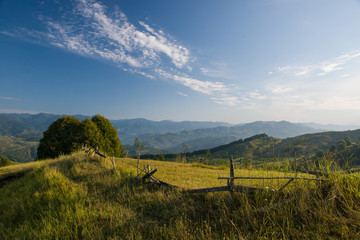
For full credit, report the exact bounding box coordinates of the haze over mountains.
[1,113,360,162]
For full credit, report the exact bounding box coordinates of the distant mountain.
[2,113,358,162]
[302,122,360,131]
[0,113,231,142]
[0,113,231,160]
[0,113,88,140]
[111,118,231,145]
[136,121,324,152]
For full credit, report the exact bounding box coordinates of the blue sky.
[1,0,360,124]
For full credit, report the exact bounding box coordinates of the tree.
[80,118,104,150]
[91,115,123,157]
[37,116,81,160]
[344,136,352,146]
[336,140,347,152]
[37,115,124,160]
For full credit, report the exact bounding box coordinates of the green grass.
[1,152,360,239]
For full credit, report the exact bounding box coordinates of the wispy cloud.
[248,91,267,100]
[200,62,236,80]
[0,96,20,100]
[276,50,360,77]
[155,69,228,95]
[45,0,190,69]
[177,92,188,97]
[0,109,39,114]
[211,96,240,106]
[3,0,240,106]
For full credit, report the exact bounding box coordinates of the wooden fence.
[128,155,328,195]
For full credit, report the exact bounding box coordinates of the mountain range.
[1,113,360,162]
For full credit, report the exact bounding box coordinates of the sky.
[1,0,360,124]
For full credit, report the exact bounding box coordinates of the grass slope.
[1,152,360,239]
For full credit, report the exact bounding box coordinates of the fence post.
[228,155,235,200]
[230,155,235,187]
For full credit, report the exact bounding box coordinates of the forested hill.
[145,129,360,168]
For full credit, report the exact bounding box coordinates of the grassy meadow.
[1,152,360,239]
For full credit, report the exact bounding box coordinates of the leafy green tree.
[336,140,347,152]
[37,115,124,160]
[80,118,104,150]
[91,115,123,157]
[37,116,81,160]
[345,136,352,146]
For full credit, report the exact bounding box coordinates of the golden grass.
[2,152,360,239]
[1,152,315,190]
[111,156,314,190]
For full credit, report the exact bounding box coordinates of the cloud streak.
[155,69,227,95]
[276,50,360,77]
[0,96,20,100]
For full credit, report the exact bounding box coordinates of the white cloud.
[4,0,241,107]
[177,92,188,97]
[263,72,360,112]
[156,69,227,95]
[266,85,293,94]
[0,96,20,100]
[200,62,236,79]
[0,109,39,114]
[276,50,360,77]
[211,96,240,106]
[43,0,190,69]
[248,91,267,100]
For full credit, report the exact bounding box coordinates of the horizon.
[2,111,360,129]
[2,1,360,125]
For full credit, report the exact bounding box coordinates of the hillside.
[1,152,360,239]
[273,129,360,155]
[147,130,360,169]
[0,136,38,163]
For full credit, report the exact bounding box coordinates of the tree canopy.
[37,115,123,160]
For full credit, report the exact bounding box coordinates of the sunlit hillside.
[1,152,360,239]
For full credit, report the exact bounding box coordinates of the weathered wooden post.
[228,155,235,200]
